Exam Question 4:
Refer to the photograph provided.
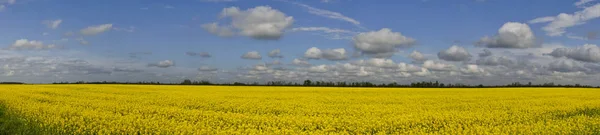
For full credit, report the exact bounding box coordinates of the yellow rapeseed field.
[0,85,599,134]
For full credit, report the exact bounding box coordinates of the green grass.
[0,102,45,135]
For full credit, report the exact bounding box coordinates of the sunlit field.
[1,85,599,134]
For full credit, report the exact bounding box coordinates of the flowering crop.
[0,85,599,134]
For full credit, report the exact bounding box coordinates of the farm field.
[1,85,600,134]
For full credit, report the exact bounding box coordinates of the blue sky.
[1,0,599,84]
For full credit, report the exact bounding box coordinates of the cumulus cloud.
[241,51,262,60]
[461,65,486,75]
[397,63,422,72]
[303,47,347,60]
[308,65,328,73]
[476,56,514,67]
[253,64,269,71]
[7,39,58,50]
[529,4,600,36]
[546,44,600,62]
[477,22,537,48]
[201,23,234,37]
[267,60,282,66]
[304,47,322,59]
[409,50,428,63]
[322,48,348,60]
[80,24,113,36]
[548,59,589,73]
[268,49,283,58]
[147,60,175,68]
[365,58,397,68]
[478,49,493,57]
[438,45,472,61]
[353,28,416,58]
[205,6,294,40]
[186,52,211,58]
[423,60,455,71]
[292,58,310,66]
[42,19,62,29]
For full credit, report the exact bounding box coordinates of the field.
[0,85,600,134]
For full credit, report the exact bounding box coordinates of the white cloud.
[268,49,283,58]
[308,65,328,73]
[478,49,492,57]
[113,26,136,33]
[207,6,294,40]
[397,63,422,72]
[292,2,360,26]
[409,50,428,62]
[438,45,472,61]
[546,44,600,63]
[366,58,397,68]
[567,34,589,40]
[0,5,5,11]
[253,64,269,71]
[528,17,555,24]
[322,48,348,60]
[201,23,234,37]
[461,65,486,75]
[423,60,455,71]
[42,19,62,29]
[7,0,15,4]
[292,58,310,66]
[548,59,589,73]
[291,27,357,40]
[148,60,175,68]
[303,47,347,61]
[304,47,322,59]
[413,68,431,77]
[353,28,416,58]
[7,39,57,50]
[477,22,537,48]
[575,0,595,8]
[241,51,262,60]
[80,24,113,36]
[476,56,514,67]
[529,4,600,36]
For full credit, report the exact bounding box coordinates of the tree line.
[44,80,599,88]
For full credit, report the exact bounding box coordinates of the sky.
[0,0,599,85]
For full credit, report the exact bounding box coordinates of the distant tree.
[303,80,312,86]
[181,79,192,85]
